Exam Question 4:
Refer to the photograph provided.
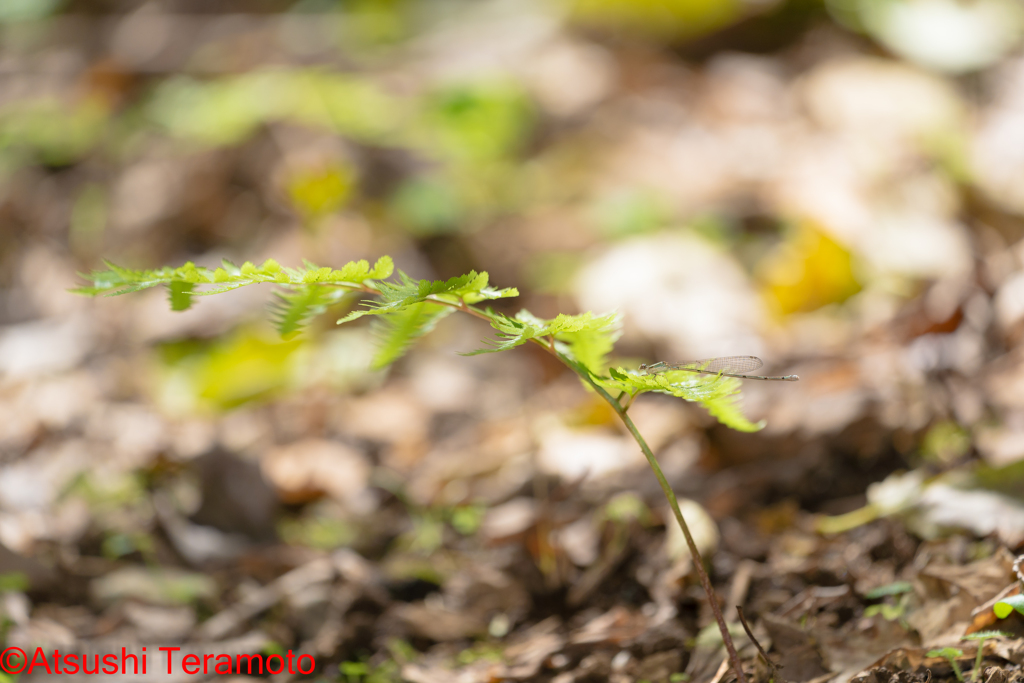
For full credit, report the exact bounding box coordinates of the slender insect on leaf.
[639,356,799,382]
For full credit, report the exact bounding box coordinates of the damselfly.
[639,356,799,381]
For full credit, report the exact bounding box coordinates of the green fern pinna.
[76,255,795,683]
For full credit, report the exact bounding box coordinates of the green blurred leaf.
[864,580,914,599]
[961,630,1013,641]
[390,176,464,235]
[157,329,305,412]
[571,0,743,41]
[921,421,971,463]
[0,572,28,593]
[0,0,63,22]
[994,594,1024,619]
[417,81,533,164]
[285,162,356,220]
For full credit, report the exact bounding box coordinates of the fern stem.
[551,351,748,683]
[621,392,637,412]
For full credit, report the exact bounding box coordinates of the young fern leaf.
[601,369,763,432]
[338,270,517,324]
[370,302,452,369]
[337,269,516,368]
[73,256,394,298]
[270,285,348,338]
[465,311,620,374]
[168,281,195,311]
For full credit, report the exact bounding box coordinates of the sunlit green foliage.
[338,271,517,323]
[370,302,451,370]
[76,257,766,431]
[467,310,620,374]
[271,285,348,338]
[602,367,763,432]
[75,256,393,324]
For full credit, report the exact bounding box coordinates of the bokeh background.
[3,0,1024,681]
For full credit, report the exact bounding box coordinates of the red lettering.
[203,653,215,673]
[83,654,98,674]
[28,647,52,674]
[236,653,263,674]
[53,649,61,674]
[214,654,233,674]
[62,653,79,674]
[122,647,139,674]
[267,654,285,674]
[160,647,180,674]
[182,654,200,674]
[102,653,118,674]
[287,650,296,673]
[298,654,315,674]
[143,647,147,674]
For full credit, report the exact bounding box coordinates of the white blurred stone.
[556,515,599,567]
[0,313,94,379]
[800,57,964,140]
[862,0,1024,74]
[523,39,616,117]
[663,499,719,564]
[575,234,765,357]
[480,497,536,540]
[995,270,1024,329]
[537,426,643,480]
[972,57,1024,215]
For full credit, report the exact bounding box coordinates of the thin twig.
[737,606,782,683]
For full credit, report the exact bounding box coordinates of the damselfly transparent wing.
[678,356,763,374]
[640,356,798,381]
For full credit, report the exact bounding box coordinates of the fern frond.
[601,368,763,432]
[337,270,517,324]
[464,311,620,373]
[168,281,195,311]
[555,312,620,373]
[370,302,452,370]
[74,256,394,299]
[270,285,348,338]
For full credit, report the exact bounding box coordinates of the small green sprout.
[864,581,914,628]
[926,647,965,682]
[961,631,1012,682]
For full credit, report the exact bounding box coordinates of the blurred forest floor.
[3,0,1024,682]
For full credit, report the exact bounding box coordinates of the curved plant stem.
[345,285,749,683]
[569,360,748,683]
